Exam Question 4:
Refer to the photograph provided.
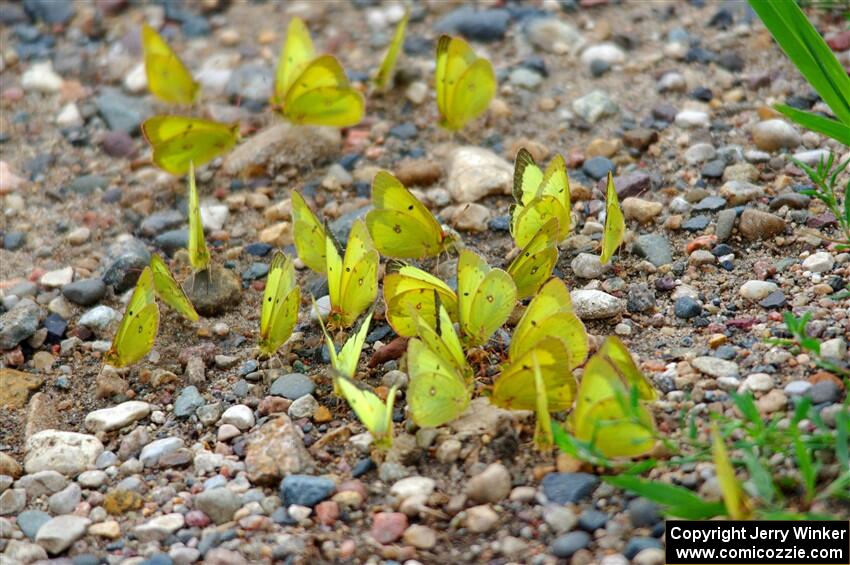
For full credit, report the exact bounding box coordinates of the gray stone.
[0,488,26,515]
[632,234,673,266]
[739,209,785,240]
[573,90,619,123]
[102,237,151,292]
[808,381,841,404]
[571,253,611,279]
[139,437,184,467]
[0,299,42,350]
[195,487,242,524]
[715,209,737,242]
[692,356,739,379]
[570,290,624,320]
[16,509,51,540]
[541,473,599,504]
[288,394,318,419]
[269,373,316,400]
[551,531,591,558]
[15,470,66,497]
[752,119,800,151]
[280,475,336,507]
[95,87,151,135]
[465,463,511,504]
[47,483,81,515]
[61,278,106,306]
[84,401,151,432]
[35,515,90,554]
[174,386,205,418]
[720,180,761,205]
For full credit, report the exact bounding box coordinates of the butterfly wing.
[259,252,300,356]
[186,163,210,272]
[335,373,395,447]
[533,350,554,450]
[600,172,625,264]
[150,254,199,322]
[538,154,571,239]
[373,10,409,90]
[458,250,515,346]
[414,304,468,380]
[513,148,544,206]
[491,337,576,411]
[142,117,239,175]
[291,191,328,274]
[511,195,568,249]
[335,311,373,378]
[273,17,316,105]
[407,338,469,427]
[507,217,559,300]
[366,171,445,258]
[447,57,496,131]
[384,266,458,337]
[104,268,159,367]
[573,397,656,458]
[333,220,378,328]
[141,24,200,105]
[283,55,364,127]
[435,35,479,129]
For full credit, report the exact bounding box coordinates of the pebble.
[17,509,51,539]
[632,234,673,267]
[700,159,726,178]
[35,515,90,554]
[583,156,616,180]
[280,475,335,507]
[95,88,151,135]
[625,538,664,559]
[580,43,625,69]
[56,103,82,127]
[759,290,786,309]
[447,147,512,203]
[245,416,314,486]
[40,267,74,288]
[692,356,739,379]
[24,430,103,476]
[452,202,490,232]
[371,512,408,544]
[579,509,609,531]
[22,61,63,93]
[174,386,205,418]
[551,531,591,558]
[436,7,510,42]
[391,476,435,499]
[543,504,578,533]
[802,252,833,273]
[465,504,499,533]
[720,180,761,205]
[403,524,437,549]
[739,280,778,300]
[542,473,599,504]
[571,253,611,279]
[570,290,624,320]
[675,110,710,129]
[684,143,717,164]
[674,296,702,319]
[752,119,800,151]
[288,394,318,419]
[573,90,619,123]
[526,17,585,55]
[133,513,184,542]
[195,487,242,524]
[84,401,151,432]
[0,488,26,515]
[622,198,663,223]
[628,498,661,527]
[47,483,81,515]
[465,463,511,503]
[220,404,255,431]
[739,209,785,240]
[139,437,184,467]
[222,123,340,175]
[742,373,774,392]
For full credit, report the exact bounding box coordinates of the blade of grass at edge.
[603,475,726,519]
[776,104,850,145]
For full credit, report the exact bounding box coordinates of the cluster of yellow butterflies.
[139,16,496,175]
[103,144,638,455]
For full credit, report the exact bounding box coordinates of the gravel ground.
[1,1,849,564]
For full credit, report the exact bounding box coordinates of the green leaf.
[749,0,850,125]
[836,409,849,472]
[794,432,817,502]
[792,397,812,425]
[731,393,763,432]
[604,475,726,519]
[775,105,850,145]
[741,447,778,503]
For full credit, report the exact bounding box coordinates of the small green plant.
[556,392,849,520]
[794,153,850,249]
[749,0,850,145]
[768,311,850,377]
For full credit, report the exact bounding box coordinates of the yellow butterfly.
[258,252,301,357]
[317,303,372,396]
[570,336,657,458]
[412,302,470,386]
[511,148,572,248]
[712,424,752,519]
[142,116,239,176]
[510,278,587,371]
[507,217,559,300]
[333,369,398,449]
[291,191,328,274]
[273,17,364,127]
[407,336,470,428]
[435,35,496,131]
[383,266,458,337]
[150,254,199,322]
[491,337,577,448]
[532,351,554,450]
[457,249,516,346]
[365,171,457,259]
[141,23,200,106]
[186,162,210,273]
[326,220,379,328]
[600,172,624,264]
[372,10,409,91]
[103,267,159,368]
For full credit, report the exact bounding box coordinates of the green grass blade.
[749,0,850,124]
[793,432,817,502]
[741,447,778,503]
[837,408,849,471]
[604,475,726,519]
[775,104,850,145]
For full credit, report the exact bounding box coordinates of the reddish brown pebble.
[370,512,408,544]
[315,501,340,526]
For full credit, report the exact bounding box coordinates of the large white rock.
[35,515,90,554]
[447,147,513,203]
[133,513,185,542]
[22,61,63,93]
[580,43,626,68]
[24,430,103,476]
[739,280,778,301]
[84,401,151,432]
[802,252,834,273]
[570,290,624,319]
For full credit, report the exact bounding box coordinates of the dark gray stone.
[632,234,673,267]
[62,278,106,306]
[551,531,591,558]
[270,373,316,400]
[280,475,336,507]
[674,296,702,319]
[541,472,599,504]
